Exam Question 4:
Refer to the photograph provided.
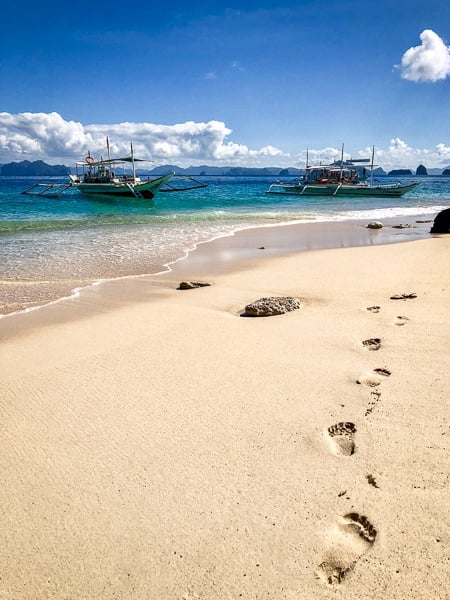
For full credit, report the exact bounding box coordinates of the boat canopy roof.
[76,156,146,167]
[307,162,377,171]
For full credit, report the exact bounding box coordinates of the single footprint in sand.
[366,305,381,313]
[362,338,381,351]
[365,390,381,416]
[357,368,391,387]
[327,422,356,456]
[395,315,409,326]
[317,513,377,585]
[390,292,417,300]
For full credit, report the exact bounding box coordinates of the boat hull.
[267,182,418,197]
[77,172,174,199]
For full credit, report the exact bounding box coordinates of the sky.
[1,0,450,170]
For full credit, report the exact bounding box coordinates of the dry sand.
[0,227,449,599]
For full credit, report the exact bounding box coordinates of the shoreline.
[0,229,448,598]
[0,214,435,330]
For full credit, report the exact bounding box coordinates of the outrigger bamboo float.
[267,146,419,197]
[22,139,207,200]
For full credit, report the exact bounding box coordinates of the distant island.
[416,164,427,176]
[388,169,412,176]
[1,160,450,177]
[0,160,70,176]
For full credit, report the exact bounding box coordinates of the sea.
[0,174,448,317]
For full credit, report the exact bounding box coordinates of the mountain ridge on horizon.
[1,159,449,177]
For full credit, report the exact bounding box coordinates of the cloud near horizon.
[399,29,450,82]
[295,139,450,171]
[0,112,286,166]
[1,112,450,170]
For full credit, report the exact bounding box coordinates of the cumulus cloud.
[399,29,450,82]
[296,139,450,171]
[0,112,286,166]
[1,112,450,170]
[364,138,450,170]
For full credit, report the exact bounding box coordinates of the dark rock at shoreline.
[367,221,383,229]
[430,208,450,233]
[244,296,301,317]
[178,281,212,290]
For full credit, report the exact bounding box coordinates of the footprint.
[365,390,381,416]
[362,338,381,351]
[327,422,356,456]
[373,368,391,377]
[395,315,409,326]
[357,368,391,387]
[366,306,381,313]
[390,293,417,300]
[317,513,377,585]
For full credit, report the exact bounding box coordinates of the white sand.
[0,232,449,599]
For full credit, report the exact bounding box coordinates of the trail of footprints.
[319,294,413,586]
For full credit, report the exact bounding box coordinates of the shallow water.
[0,175,448,315]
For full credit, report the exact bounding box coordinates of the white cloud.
[1,113,450,170]
[363,138,450,170]
[0,112,286,166]
[399,29,450,82]
[295,140,450,171]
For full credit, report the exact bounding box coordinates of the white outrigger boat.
[22,139,206,200]
[267,146,419,198]
[69,153,174,200]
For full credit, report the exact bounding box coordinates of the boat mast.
[370,145,375,186]
[339,143,344,181]
[131,142,136,183]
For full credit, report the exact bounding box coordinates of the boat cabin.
[303,166,360,185]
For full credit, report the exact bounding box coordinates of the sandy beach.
[0,224,449,599]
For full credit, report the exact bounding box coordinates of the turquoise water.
[0,175,448,315]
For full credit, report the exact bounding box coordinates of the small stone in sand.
[366,474,379,488]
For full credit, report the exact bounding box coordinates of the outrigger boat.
[267,146,419,198]
[22,139,207,200]
[69,154,174,200]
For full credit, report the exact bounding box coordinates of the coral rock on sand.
[366,221,383,229]
[178,281,212,290]
[244,296,301,317]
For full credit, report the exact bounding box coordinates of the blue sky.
[1,0,450,169]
